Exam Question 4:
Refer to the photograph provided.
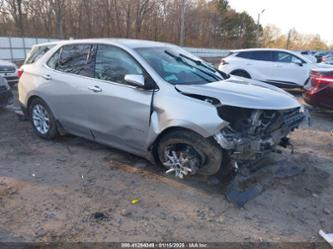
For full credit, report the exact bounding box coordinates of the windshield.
[135,47,224,85]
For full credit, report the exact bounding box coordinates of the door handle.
[42,74,52,80]
[88,85,102,93]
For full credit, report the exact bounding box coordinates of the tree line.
[0,0,329,50]
[262,25,330,50]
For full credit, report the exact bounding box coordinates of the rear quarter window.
[25,45,55,64]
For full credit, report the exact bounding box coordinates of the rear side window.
[251,51,273,61]
[236,51,273,61]
[48,44,95,77]
[25,45,55,64]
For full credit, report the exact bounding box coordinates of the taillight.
[17,68,23,78]
[310,71,333,89]
[220,59,229,65]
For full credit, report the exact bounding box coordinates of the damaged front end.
[214,105,306,162]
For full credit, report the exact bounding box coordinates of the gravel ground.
[0,91,332,244]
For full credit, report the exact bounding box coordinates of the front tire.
[29,98,58,139]
[157,129,224,178]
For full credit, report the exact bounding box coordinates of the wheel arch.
[150,126,205,161]
[27,95,42,111]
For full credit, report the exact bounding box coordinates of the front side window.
[49,44,95,77]
[273,52,303,63]
[135,47,223,85]
[95,45,143,84]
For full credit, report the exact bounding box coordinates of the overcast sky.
[228,0,333,43]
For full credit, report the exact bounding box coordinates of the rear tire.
[29,98,58,139]
[231,70,251,79]
[157,129,224,177]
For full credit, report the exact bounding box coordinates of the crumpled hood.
[176,76,301,110]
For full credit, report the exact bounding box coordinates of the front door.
[271,51,309,87]
[85,44,153,153]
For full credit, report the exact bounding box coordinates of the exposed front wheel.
[29,98,58,139]
[157,129,224,178]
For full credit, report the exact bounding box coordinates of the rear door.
[271,51,309,87]
[44,43,96,139]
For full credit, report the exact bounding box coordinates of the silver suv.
[18,39,304,179]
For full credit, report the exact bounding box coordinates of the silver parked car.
[18,39,304,179]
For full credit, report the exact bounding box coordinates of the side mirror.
[294,61,303,67]
[124,74,145,88]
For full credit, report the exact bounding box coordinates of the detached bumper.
[0,88,14,107]
[214,108,305,161]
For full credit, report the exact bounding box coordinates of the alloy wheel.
[31,104,50,135]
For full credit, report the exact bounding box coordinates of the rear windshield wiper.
[165,50,222,81]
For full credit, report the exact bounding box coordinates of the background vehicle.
[219,48,331,88]
[297,51,317,63]
[0,59,18,87]
[19,39,304,179]
[0,76,13,108]
[315,51,329,63]
[304,69,333,109]
[321,52,333,64]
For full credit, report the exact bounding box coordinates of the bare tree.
[4,0,25,35]
[49,0,66,38]
[0,0,306,49]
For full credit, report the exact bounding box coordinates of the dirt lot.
[0,91,332,244]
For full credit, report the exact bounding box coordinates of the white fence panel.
[0,36,58,61]
[184,47,230,58]
[0,36,230,62]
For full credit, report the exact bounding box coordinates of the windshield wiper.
[178,53,217,73]
[178,53,229,79]
[165,50,222,81]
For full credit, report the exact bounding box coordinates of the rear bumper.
[0,88,14,107]
[304,86,333,110]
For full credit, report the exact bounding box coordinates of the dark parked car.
[304,69,333,109]
[0,76,14,108]
[315,51,330,63]
[0,59,19,87]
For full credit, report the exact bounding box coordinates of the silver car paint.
[19,39,302,160]
[175,76,300,110]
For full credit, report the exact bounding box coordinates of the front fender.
[146,90,228,148]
